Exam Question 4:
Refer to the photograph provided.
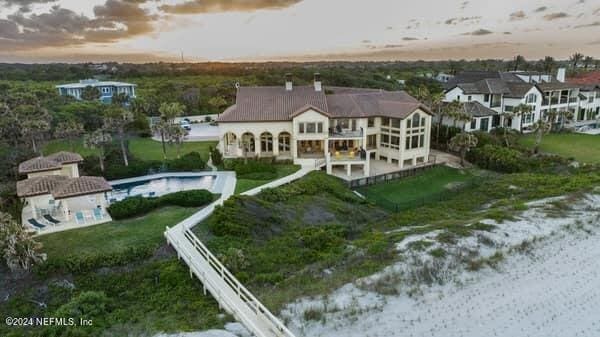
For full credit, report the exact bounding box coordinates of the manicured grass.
[234,164,301,194]
[44,137,217,162]
[357,166,473,207]
[39,206,196,259]
[519,133,600,164]
[128,138,217,162]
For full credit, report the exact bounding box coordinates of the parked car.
[180,120,192,131]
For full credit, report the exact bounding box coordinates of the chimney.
[313,73,322,92]
[556,68,566,83]
[285,73,293,91]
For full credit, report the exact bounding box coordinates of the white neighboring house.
[435,72,455,83]
[217,75,433,179]
[17,151,113,233]
[441,69,600,132]
[56,79,137,103]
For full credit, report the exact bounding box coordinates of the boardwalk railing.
[165,168,314,337]
[347,162,440,188]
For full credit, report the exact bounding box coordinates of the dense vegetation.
[0,207,227,337]
[107,190,215,220]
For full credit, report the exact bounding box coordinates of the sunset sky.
[0,0,599,63]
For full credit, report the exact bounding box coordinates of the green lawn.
[357,166,474,210]
[234,164,301,194]
[0,206,227,337]
[519,133,600,164]
[40,206,196,259]
[44,137,217,162]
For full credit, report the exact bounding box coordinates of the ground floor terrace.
[22,192,111,235]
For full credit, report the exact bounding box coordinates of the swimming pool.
[109,175,216,201]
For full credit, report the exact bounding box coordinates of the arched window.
[278,132,291,153]
[260,132,273,153]
[241,132,255,153]
[412,113,421,128]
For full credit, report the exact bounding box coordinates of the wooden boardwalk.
[165,167,314,337]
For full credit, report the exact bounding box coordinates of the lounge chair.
[75,211,86,225]
[93,208,104,221]
[43,214,61,225]
[27,218,46,230]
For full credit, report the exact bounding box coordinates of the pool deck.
[108,171,234,195]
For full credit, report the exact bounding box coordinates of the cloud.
[463,29,493,36]
[0,1,157,50]
[159,0,302,14]
[574,21,600,28]
[510,10,526,21]
[445,16,481,25]
[534,6,548,12]
[543,12,569,20]
[503,32,512,35]
[383,44,403,49]
[402,37,419,41]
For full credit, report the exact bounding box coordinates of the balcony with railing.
[329,150,367,162]
[328,127,363,139]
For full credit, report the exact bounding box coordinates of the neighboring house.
[17,151,113,232]
[440,101,498,132]
[435,72,455,83]
[441,69,599,132]
[567,71,600,122]
[56,79,137,103]
[217,74,433,178]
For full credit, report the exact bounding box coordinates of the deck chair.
[75,211,86,225]
[27,218,46,230]
[43,214,61,225]
[93,208,104,221]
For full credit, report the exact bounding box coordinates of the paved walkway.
[165,166,315,337]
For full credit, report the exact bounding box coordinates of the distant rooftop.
[56,79,137,89]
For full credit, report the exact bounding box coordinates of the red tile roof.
[567,71,600,86]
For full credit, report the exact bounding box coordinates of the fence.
[359,179,482,213]
[347,161,440,189]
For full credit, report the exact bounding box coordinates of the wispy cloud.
[509,10,526,21]
[402,37,419,41]
[159,0,302,14]
[445,16,481,25]
[574,21,600,28]
[534,6,548,12]
[543,12,569,20]
[463,28,493,36]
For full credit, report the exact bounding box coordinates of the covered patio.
[329,158,436,181]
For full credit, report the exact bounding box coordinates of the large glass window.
[368,118,375,127]
[306,122,316,133]
[278,132,291,152]
[260,132,273,152]
[299,123,305,133]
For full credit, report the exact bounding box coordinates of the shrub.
[167,151,206,171]
[469,144,525,173]
[209,146,223,166]
[107,190,214,220]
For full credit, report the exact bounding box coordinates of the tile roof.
[461,101,498,117]
[568,71,600,86]
[504,82,539,98]
[536,82,580,91]
[17,175,112,199]
[17,175,69,198]
[456,79,511,95]
[18,151,83,174]
[218,86,429,122]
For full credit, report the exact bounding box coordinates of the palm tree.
[542,56,555,73]
[54,119,84,151]
[583,56,594,70]
[449,132,478,166]
[83,130,112,172]
[155,102,185,160]
[0,212,45,272]
[570,52,584,69]
[103,106,134,166]
[513,103,533,133]
[81,86,101,101]
[531,119,552,154]
[445,100,465,138]
[19,106,51,154]
[513,55,526,71]
[167,124,188,159]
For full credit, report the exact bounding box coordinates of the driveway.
[153,123,220,142]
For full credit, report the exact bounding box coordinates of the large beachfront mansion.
[217,74,433,179]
